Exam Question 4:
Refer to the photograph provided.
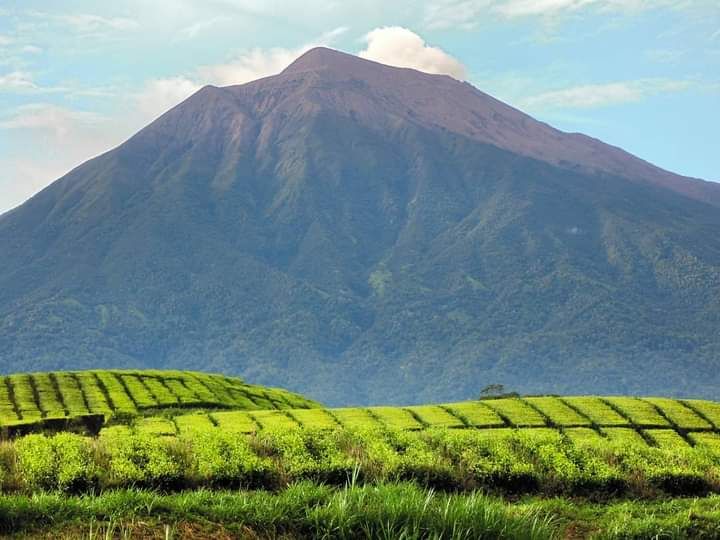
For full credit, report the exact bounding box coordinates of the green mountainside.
[1,49,720,405]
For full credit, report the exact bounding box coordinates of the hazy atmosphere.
[1,0,718,214]
[3,3,720,537]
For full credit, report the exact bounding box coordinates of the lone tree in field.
[480,384,506,398]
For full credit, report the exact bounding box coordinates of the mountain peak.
[281,46,371,75]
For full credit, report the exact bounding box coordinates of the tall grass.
[0,482,556,539]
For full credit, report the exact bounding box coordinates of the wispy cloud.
[0,70,68,94]
[178,17,226,40]
[26,11,140,37]
[134,77,203,121]
[521,78,692,110]
[0,103,119,213]
[358,26,466,79]
[133,26,349,123]
[645,49,685,64]
[0,103,106,133]
[0,71,38,91]
[423,0,715,29]
[21,45,43,54]
[197,26,349,86]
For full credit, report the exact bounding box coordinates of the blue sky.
[0,0,718,213]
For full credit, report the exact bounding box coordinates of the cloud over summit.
[359,27,467,80]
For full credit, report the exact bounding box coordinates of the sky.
[0,0,718,214]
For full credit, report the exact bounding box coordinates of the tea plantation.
[3,369,720,538]
[0,369,318,435]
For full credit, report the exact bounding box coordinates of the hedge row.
[1,427,719,497]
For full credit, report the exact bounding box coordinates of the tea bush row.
[1,427,720,497]
[0,370,321,429]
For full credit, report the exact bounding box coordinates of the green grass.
[6,482,720,539]
[0,482,556,539]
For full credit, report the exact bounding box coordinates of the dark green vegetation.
[2,50,720,405]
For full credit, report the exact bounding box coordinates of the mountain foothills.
[1,48,719,405]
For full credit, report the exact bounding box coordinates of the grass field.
[2,369,720,538]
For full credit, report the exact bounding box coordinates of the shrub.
[100,430,188,489]
[186,430,275,488]
[14,433,94,492]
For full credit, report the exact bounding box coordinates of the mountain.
[1,47,720,405]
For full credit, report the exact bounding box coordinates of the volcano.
[1,47,719,405]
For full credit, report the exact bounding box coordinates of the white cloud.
[0,35,13,47]
[27,11,140,36]
[198,26,348,86]
[645,49,684,63]
[0,71,69,94]
[0,103,105,134]
[198,47,309,86]
[424,1,494,30]
[423,0,712,28]
[133,26,348,124]
[495,0,599,18]
[0,104,121,213]
[134,77,203,121]
[0,26,352,213]
[178,17,226,39]
[358,27,467,80]
[522,79,692,109]
[0,71,37,91]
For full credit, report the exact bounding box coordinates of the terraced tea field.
[124,394,719,451]
[3,367,720,540]
[2,369,720,453]
[0,369,318,434]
